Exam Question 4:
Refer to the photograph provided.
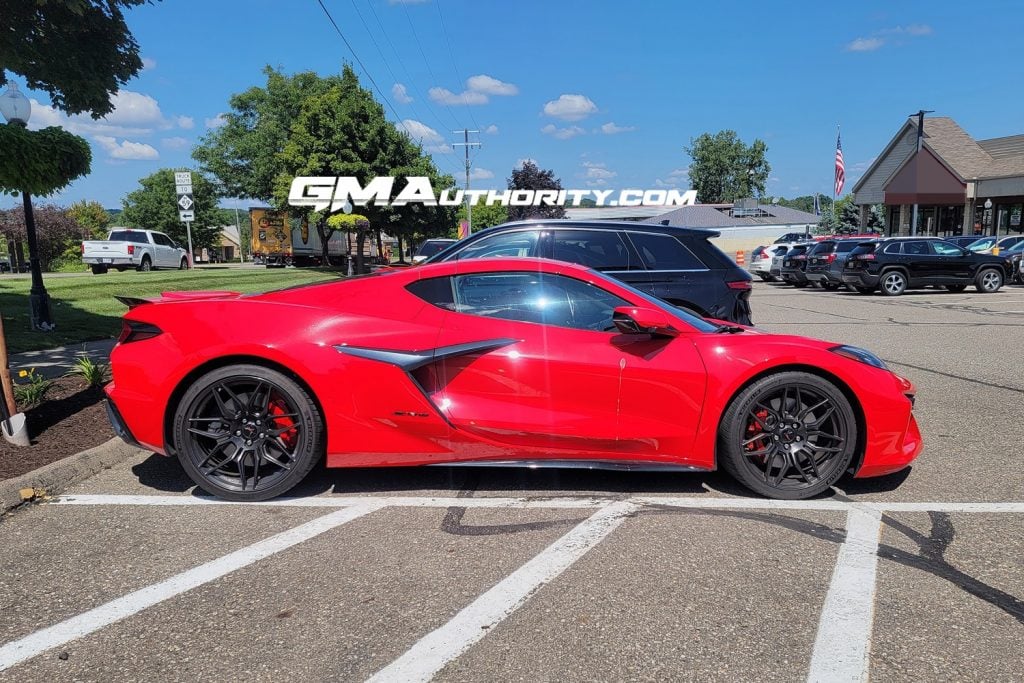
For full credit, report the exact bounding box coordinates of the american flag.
[834,132,846,196]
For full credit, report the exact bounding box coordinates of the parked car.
[965,235,1024,255]
[749,245,787,281]
[105,256,922,501]
[805,238,870,290]
[774,231,812,244]
[780,243,816,287]
[842,237,1013,296]
[422,220,753,324]
[82,229,188,274]
[411,238,457,264]
[1001,241,1024,283]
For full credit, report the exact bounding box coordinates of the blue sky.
[7,0,1024,210]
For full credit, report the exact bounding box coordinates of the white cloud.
[668,167,689,177]
[470,167,494,181]
[27,90,185,137]
[582,161,616,187]
[428,74,518,106]
[94,136,159,160]
[205,113,227,129]
[161,136,190,149]
[465,74,518,96]
[541,123,585,140]
[392,83,413,104]
[845,37,884,52]
[600,121,634,134]
[401,118,452,153]
[543,94,598,121]
[484,124,498,134]
[429,87,487,106]
[176,115,194,129]
[141,56,157,70]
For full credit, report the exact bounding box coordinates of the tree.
[506,161,566,221]
[1,0,152,117]
[0,204,82,271]
[68,200,110,238]
[193,67,343,202]
[684,131,771,204]
[121,169,222,250]
[457,201,508,234]
[0,125,91,197]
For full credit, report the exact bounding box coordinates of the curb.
[0,437,141,514]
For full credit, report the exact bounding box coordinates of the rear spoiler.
[115,295,155,309]
[115,290,241,309]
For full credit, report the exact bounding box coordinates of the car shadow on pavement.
[131,452,195,493]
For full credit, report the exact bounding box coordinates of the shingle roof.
[643,203,820,229]
[915,117,994,179]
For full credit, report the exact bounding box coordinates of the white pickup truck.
[81,228,189,274]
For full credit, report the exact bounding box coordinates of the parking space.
[1,282,1022,681]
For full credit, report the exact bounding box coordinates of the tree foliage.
[0,0,152,117]
[685,131,771,204]
[0,125,91,196]
[121,168,223,249]
[457,201,508,235]
[506,161,566,221]
[0,204,84,270]
[67,200,111,238]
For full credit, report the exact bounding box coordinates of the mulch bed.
[0,377,113,481]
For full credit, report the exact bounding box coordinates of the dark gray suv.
[425,220,753,324]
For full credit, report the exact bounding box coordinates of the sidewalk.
[8,338,116,380]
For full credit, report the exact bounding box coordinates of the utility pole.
[452,129,481,235]
[910,109,934,236]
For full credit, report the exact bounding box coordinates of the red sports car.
[105,257,922,501]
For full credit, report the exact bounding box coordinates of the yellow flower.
[18,370,28,377]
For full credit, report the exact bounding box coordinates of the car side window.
[449,272,628,332]
[152,233,171,246]
[883,242,903,255]
[904,241,928,255]
[932,241,963,256]
[551,230,641,271]
[626,232,706,270]
[453,231,539,260]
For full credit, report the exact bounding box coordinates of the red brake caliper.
[745,409,769,460]
[268,394,297,448]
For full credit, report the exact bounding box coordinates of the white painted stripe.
[365,501,636,683]
[51,494,1024,514]
[807,507,883,683]
[0,502,382,672]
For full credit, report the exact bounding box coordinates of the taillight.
[80,243,85,254]
[726,280,752,290]
[793,255,807,260]
[826,253,836,264]
[856,253,876,260]
[118,320,162,344]
[128,245,135,256]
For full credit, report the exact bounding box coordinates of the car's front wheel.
[718,371,857,499]
[172,364,324,501]
[975,268,1003,293]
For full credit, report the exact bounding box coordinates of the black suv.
[842,237,1013,296]
[779,243,815,287]
[805,238,869,290]
[425,220,753,324]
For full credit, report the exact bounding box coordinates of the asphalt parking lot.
[2,282,1023,682]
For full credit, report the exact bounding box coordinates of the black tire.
[945,284,967,293]
[717,371,857,500]
[853,286,874,295]
[172,364,324,501]
[137,256,152,272]
[880,269,907,296]
[975,268,1003,293]
[758,273,772,282]
[179,257,188,270]
[90,264,108,275]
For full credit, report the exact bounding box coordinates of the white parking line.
[0,501,383,672]
[364,501,636,683]
[806,508,883,683]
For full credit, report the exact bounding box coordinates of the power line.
[402,1,463,131]
[435,1,481,135]
[452,129,481,234]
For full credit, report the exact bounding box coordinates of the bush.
[49,254,88,273]
[13,368,52,408]
[67,356,110,387]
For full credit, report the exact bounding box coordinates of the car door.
[929,240,972,283]
[423,269,707,462]
[898,240,931,284]
[151,233,173,267]
[623,230,711,313]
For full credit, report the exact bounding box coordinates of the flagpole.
[834,124,839,213]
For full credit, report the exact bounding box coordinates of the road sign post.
[174,172,195,269]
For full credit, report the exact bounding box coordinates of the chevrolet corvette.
[105,257,922,501]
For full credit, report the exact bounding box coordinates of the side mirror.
[612,306,679,337]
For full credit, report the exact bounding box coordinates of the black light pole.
[1,83,53,330]
[910,109,934,236]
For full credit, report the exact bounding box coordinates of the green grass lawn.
[0,267,343,354]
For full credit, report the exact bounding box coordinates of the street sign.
[174,171,192,186]
[179,210,195,222]
[177,194,195,211]
[175,184,193,195]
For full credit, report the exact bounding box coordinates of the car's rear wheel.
[172,364,324,501]
[137,256,152,272]
[880,270,907,296]
[90,264,108,275]
[718,372,857,500]
[179,257,188,270]
[975,268,1003,293]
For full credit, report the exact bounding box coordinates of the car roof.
[472,219,722,239]
[411,255,600,280]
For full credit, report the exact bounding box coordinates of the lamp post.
[985,198,994,238]
[0,83,53,331]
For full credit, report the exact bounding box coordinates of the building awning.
[884,147,966,205]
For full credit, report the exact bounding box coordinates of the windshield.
[967,238,996,251]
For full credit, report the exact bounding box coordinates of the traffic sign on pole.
[178,210,195,222]
[173,172,196,269]
[174,171,193,186]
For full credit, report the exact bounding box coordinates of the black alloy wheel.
[718,372,857,499]
[173,364,323,501]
